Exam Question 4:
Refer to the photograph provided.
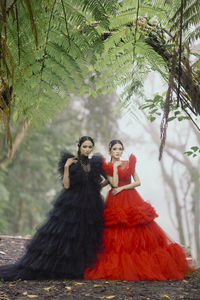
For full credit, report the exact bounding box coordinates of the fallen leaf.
[74,281,85,285]
[65,286,72,291]
[8,283,17,287]
[43,286,54,291]
[22,292,38,298]
[161,295,174,300]
[94,284,103,287]
[104,296,115,299]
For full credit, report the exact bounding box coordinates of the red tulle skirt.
[84,188,194,281]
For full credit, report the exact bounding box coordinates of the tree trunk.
[193,180,200,261]
[160,161,185,245]
[0,121,30,170]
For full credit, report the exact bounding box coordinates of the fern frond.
[66,0,111,28]
[170,0,200,32]
[15,4,21,64]
[23,0,38,47]
[6,0,17,11]
[135,41,168,77]
[48,42,84,78]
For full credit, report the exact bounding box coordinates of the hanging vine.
[15,4,21,65]
[132,0,140,59]
[61,0,71,49]
[159,48,178,160]
[177,0,184,108]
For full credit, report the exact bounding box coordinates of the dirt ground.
[0,235,199,300]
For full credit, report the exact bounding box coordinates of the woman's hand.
[112,186,123,195]
[64,157,77,168]
[101,179,109,189]
[109,160,122,188]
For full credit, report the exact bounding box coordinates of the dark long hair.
[109,139,124,151]
[77,136,95,156]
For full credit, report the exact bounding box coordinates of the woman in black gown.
[0,136,104,281]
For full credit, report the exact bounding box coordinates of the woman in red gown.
[84,139,194,281]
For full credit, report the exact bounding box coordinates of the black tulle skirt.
[0,184,104,281]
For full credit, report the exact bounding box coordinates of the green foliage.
[2,0,200,117]
[1,0,118,131]
[0,92,120,234]
[169,0,200,32]
[140,92,191,122]
[89,0,171,98]
[184,146,200,158]
[91,0,200,119]
[1,0,200,165]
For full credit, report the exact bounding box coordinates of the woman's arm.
[107,161,122,188]
[112,171,141,195]
[63,157,77,189]
[101,179,109,188]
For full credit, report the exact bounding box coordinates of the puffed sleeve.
[129,154,137,174]
[90,154,107,188]
[102,159,113,176]
[58,151,74,180]
[91,154,104,175]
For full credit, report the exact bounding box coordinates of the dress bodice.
[58,151,103,190]
[102,154,136,186]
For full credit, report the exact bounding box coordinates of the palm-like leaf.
[0,0,200,163]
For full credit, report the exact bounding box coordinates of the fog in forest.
[113,73,200,261]
[0,73,199,262]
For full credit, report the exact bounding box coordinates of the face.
[80,140,94,156]
[110,143,123,160]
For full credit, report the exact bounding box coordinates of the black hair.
[77,136,95,156]
[109,139,124,151]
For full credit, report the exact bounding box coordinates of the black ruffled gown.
[0,152,104,281]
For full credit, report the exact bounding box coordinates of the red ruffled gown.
[84,154,194,281]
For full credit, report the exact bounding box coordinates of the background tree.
[136,92,200,261]
[0,92,120,234]
[0,0,199,263]
[91,0,200,157]
[0,0,117,166]
[1,0,199,166]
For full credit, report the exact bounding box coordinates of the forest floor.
[0,235,199,300]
